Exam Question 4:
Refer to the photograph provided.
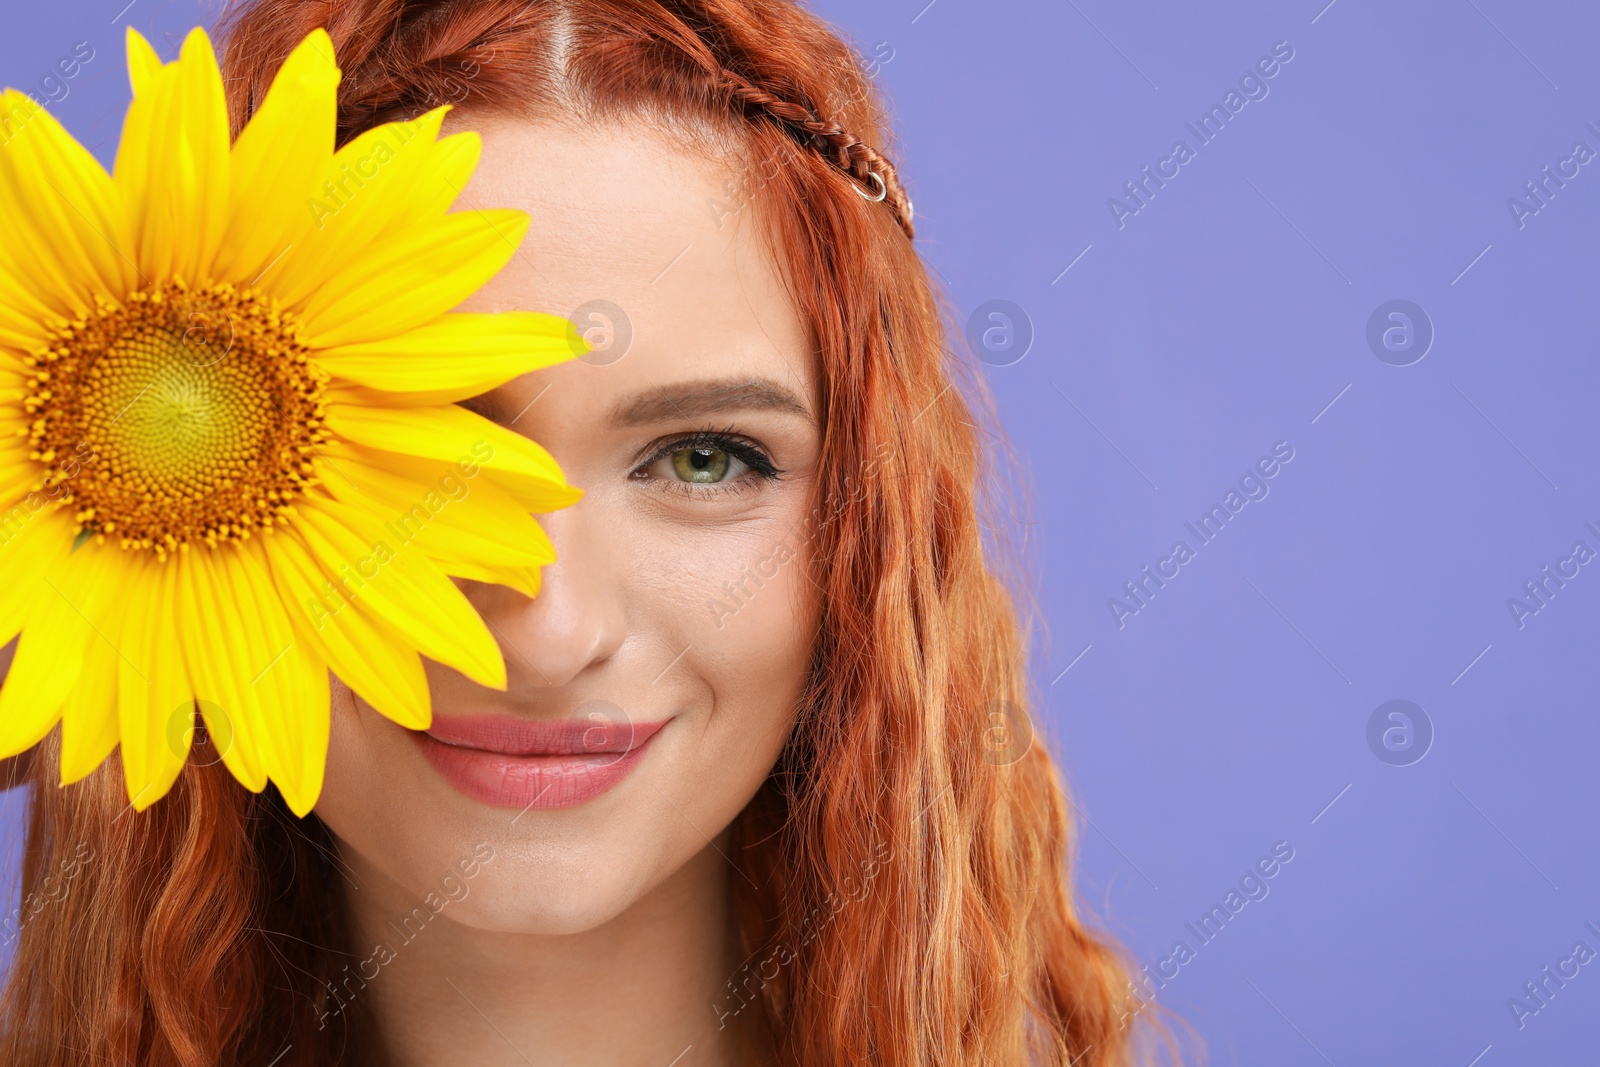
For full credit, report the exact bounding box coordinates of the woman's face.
[313,115,822,934]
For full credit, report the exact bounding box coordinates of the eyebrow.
[608,378,814,427]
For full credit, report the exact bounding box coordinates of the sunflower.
[0,26,584,815]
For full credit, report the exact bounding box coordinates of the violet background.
[4,1,1599,1063]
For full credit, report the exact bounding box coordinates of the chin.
[433,860,650,936]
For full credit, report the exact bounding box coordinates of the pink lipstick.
[413,714,666,810]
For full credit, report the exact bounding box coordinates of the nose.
[477,503,626,691]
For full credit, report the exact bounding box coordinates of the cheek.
[315,680,393,851]
[690,540,813,722]
[315,682,451,873]
[637,504,817,795]
[316,682,499,911]
[648,506,816,697]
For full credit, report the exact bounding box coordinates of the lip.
[413,715,668,811]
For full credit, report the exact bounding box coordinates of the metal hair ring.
[854,169,887,202]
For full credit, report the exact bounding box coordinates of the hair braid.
[718,70,916,240]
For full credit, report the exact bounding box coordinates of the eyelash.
[631,425,785,498]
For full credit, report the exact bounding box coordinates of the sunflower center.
[25,279,328,556]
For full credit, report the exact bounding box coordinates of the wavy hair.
[0,1,1186,1063]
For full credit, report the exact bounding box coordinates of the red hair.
[0,1,1188,1063]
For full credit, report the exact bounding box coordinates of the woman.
[0,0,1180,1063]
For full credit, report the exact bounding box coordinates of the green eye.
[671,446,731,483]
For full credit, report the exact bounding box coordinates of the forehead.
[446,112,815,400]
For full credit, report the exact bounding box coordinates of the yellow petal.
[0,466,48,507]
[298,209,531,348]
[56,542,131,784]
[262,107,455,302]
[212,28,341,286]
[267,637,329,818]
[176,549,267,792]
[221,540,317,798]
[315,310,582,402]
[0,542,105,759]
[0,89,137,306]
[437,559,545,600]
[0,91,123,319]
[114,26,231,283]
[316,438,557,568]
[0,98,66,328]
[323,400,583,510]
[293,499,506,690]
[396,130,483,225]
[125,27,164,98]
[0,506,74,645]
[262,523,433,729]
[59,623,119,786]
[118,553,193,811]
[0,274,56,352]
